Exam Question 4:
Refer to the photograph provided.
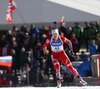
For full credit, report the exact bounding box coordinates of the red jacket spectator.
[0,47,10,56]
[0,76,9,87]
[0,42,10,56]
[72,34,79,53]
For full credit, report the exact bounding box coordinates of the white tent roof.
[0,0,100,30]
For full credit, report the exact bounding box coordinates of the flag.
[0,56,13,67]
[61,16,65,26]
[6,0,16,24]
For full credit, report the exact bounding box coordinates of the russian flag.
[0,56,13,67]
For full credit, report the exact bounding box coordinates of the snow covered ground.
[3,86,100,89]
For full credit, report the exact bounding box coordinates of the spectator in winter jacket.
[29,24,39,38]
[19,47,28,67]
[66,27,73,40]
[72,22,82,51]
[0,75,10,87]
[71,34,79,54]
[59,23,67,38]
[95,34,100,53]
[19,66,27,84]
[79,51,89,61]
[83,22,91,52]
[90,23,97,39]
[95,21,100,34]
[89,40,98,55]
[6,30,12,43]
[0,41,11,56]
[20,25,27,33]
[32,67,43,86]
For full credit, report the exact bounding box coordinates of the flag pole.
[15,1,26,24]
[16,7,26,24]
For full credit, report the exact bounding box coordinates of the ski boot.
[76,75,87,86]
[57,80,61,88]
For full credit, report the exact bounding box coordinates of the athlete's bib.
[50,36,63,52]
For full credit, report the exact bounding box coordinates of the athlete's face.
[52,33,59,40]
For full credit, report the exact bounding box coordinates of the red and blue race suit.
[43,36,79,79]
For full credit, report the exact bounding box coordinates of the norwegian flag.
[6,0,16,24]
[61,16,65,26]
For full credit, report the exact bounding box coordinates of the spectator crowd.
[0,21,100,87]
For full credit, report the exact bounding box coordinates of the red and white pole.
[98,54,100,85]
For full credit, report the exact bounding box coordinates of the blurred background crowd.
[0,21,100,87]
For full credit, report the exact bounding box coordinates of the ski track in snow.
[3,86,100,89]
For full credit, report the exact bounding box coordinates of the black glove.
[71,51,74,55]
[69,51,75,57]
